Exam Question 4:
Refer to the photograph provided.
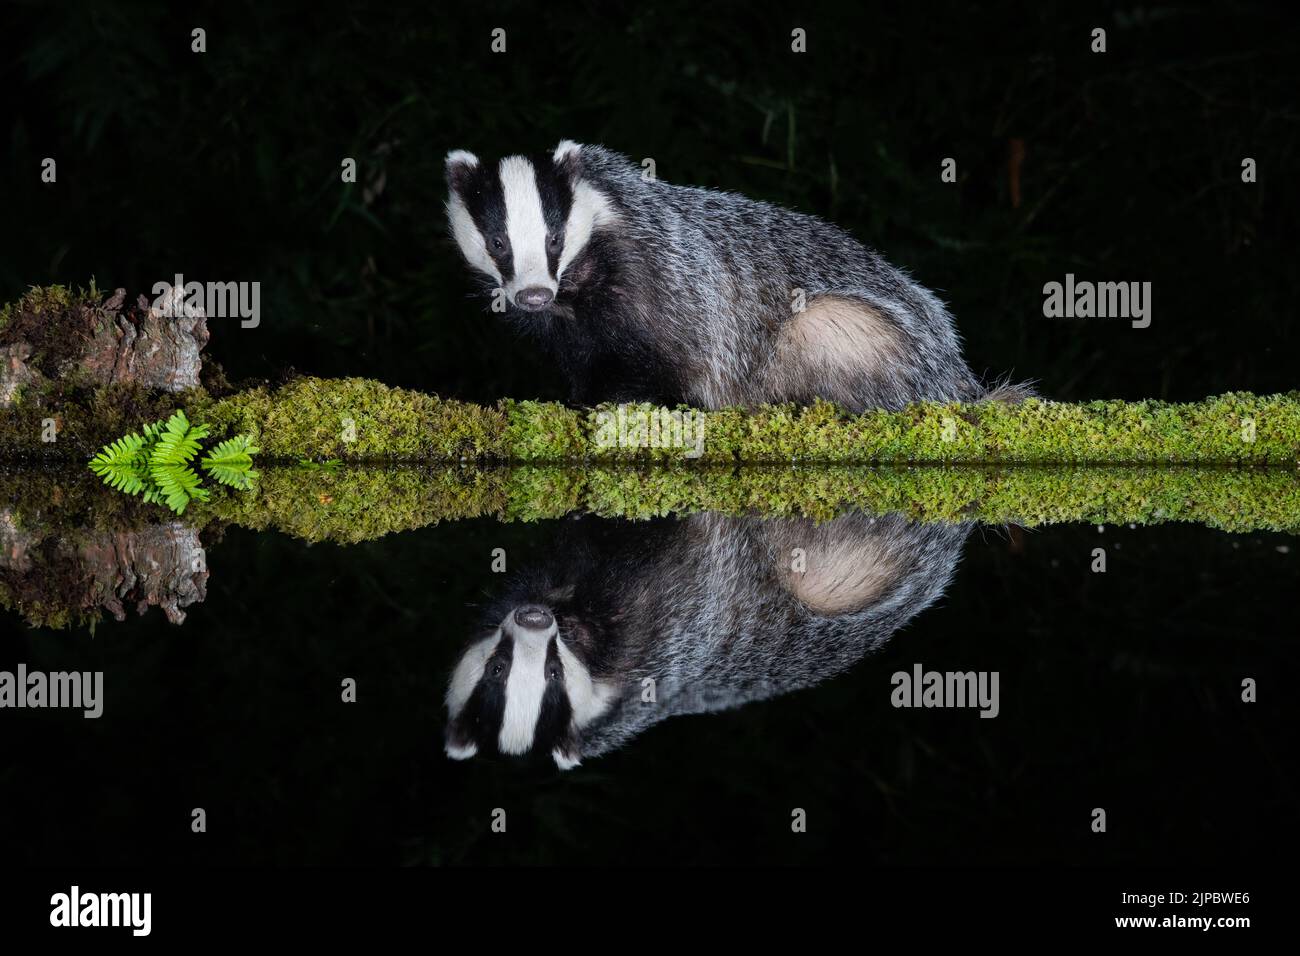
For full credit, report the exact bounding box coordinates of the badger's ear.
[444,718,479,761]
[551,729,582,770]
[445,149,480,193]
[552,746,581,771]
[553,140,583,179]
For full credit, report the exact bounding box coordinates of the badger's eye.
[490,235,507,253]
[547,234,562,252]
[547,667,561,681]
[490,662,504,678]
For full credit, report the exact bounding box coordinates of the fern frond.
[203,462,260,490]
[88,432,151,496]
[91,460,151,496]
[88,412,257,513]
[148,410,210,468]
[149,462,207,514]
[204,433,260,462]
[89,432,148,469]
[201,433,260,490]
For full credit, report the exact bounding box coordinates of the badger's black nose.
[514,287,554,311]
[514,605,554,630]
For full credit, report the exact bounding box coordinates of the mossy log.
[2,374,1298,466]
[7,285,1296,629]
[191,377,1300,465]
[7,462,1295,629]
[4,461,1298,544]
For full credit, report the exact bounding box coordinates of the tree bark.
[0,285,208,408]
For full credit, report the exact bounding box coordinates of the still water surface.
[1,469,1294,865]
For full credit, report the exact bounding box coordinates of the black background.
[0,0,1296,881]
[3,1,1296,400]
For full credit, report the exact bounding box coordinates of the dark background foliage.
[1,2,1297,868]
[3,1,1296,401]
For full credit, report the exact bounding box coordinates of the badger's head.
[444,140,617,313]
[444,600,618,770]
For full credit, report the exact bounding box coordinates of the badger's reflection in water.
[445,513,971,769]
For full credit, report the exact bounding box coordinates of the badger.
[444,513,971,769]
[445,140,1022,410]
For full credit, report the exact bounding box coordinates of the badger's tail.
[978,373,1038,404]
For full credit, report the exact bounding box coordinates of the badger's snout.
[514,286,554,311]
[513,605,554,630]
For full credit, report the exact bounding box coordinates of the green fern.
[88,411,257,514]
[148,410,210,467]
[88,432,151,497]
[295,457,339,471]
[202,434,261,490]
[142,411,208,513]
[150,463,209,514]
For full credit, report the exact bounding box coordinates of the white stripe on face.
[498,615,557,754]
[557,639,614,727]
[446,195,503,284]
[557,181,617,279]
[499,156,555,299]
[446,634,498,717]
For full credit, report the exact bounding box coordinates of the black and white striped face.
[444,603,615,770]
[445,140,615,312]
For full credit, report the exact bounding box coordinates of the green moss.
[582,403,740,464]
[519,464,1300,532]
[196,377,505,461]
[4,378,1299,548]
[2,464,1297,569]
[0,584,82,630]
[5,366,1298,465]
[0,382,209,462]
[200,387,1300,465]
[0,281,103,332]
[701,393,1300,465]
[502,399,584,460]
[193,463,509,543]
[501,465,585,520]
[0,282,107,380]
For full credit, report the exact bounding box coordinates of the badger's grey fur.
[446,140,1022,410]
[445,513,971,768]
